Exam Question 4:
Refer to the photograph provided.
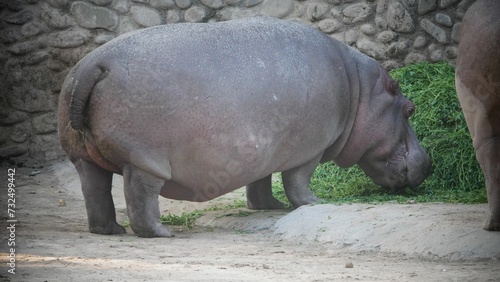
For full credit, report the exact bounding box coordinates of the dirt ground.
[1,158,499,281]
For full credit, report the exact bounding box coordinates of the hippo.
[58,17,431,238]
[455,0,500,231]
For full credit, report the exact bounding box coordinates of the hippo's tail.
[67,62,106,131]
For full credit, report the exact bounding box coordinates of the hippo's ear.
[386,79,400,96]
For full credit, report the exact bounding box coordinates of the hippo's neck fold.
[321,45,363,167]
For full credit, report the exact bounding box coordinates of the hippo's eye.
[405,106,415,118]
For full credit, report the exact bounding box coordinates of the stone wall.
[0,0,476,161]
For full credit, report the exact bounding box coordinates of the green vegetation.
[273,61,486,205]
[160,210,203,228]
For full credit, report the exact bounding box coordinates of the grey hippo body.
[58,17,431,237]
[456,0,500,231]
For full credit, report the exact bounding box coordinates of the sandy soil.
[0,158,499,281]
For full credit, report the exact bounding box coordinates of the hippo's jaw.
[358,131,432,192]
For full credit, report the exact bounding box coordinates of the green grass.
[159,210,203,229]
[273,61,486,205]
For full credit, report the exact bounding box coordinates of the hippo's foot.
[89,222,126,235]
[282,154,322,210]
[483,215,500,231]
[246,175,286,210]
[123,164,173,238]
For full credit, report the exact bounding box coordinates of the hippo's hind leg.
[477,138,500,231]
[281,154,321,209]
[122,164,172,237]
[246,174,285,210]
[72,157,126,235]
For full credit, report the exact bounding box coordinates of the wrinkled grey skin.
[58,18,431,238]
[455,0,500,231]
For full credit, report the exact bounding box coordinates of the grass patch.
[160,210,203,229]
[273,61,486,205]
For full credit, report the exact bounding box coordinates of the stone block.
[261,0,294,19]
[41,8,76,29]
[90,0,112,5]
[439,0,459,8]
[166,10,180,23]
[150,0,176,9]
[48,28,92,48]
[112,0,130,13]
[10,123,29,143]
[376,30,398,44]
[32,112,57,134]
[5,10,33,25]
[360,23,376,36]
[317,19,342,34]
[387,2,415,33]
[175,0,191,9]
[46,0,70,8]
[184,6,208,22]
[451,22,461,43]
[356,38,387,60]
[71,2,119,31]
[0,145,28,159]
[21,22,43,37]
[405,52,427,64]
[342,3,374,24]
[420,18,447,44]
[9,87,56,113]
[7,41,38,55]
[201,0,225,9]
[131,5,163,27]
[306,3,331,22]
[418,0,437,15]
[435,13,452,27]
[244,0,263,8]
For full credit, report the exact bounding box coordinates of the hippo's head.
[334,65,431,191]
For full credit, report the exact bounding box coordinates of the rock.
[405,52,427,64]
[10,123,29,143]
[344,28,359,45]
[111,0,130,13]
[387,39,410,57]
[31,134,60,159]
[0,145,28,159]
[5,10,33,25]
[150,0,176,9]
[41,8,76,29]
[306,3,331,22]
[439,0,459,8]
[95,33,115,44]
[200,0,224,9]
[7,42,37,55]
[48,28,92,48]
[342,3,374,24]
[9,87,56,113]
[130,5,163,27]
[376,30,398,44]
[428,48,443,62]
[21,22,43,37]
[418,0,437,15]
[90,0,112,5]
[32,112,57,134]
[225,0,241,5]
[0,28,23,44]
[435,13,452,27]
[317,19,342,34]
[381,60,403,70]
[375,15,388,30]
[175,0,191,9]
[420,18,447,44]
[345,262,354,268]
[445,46,457,59]
[261,0,294,19]
[376,0,388,14]
[356,38,387,60]
[166,10,180,23]
[0,110,28,126]
[71,2,119,31]
[386,2,415,33]
[451,22,461,43]
[117,17,138,35]
[45,0,70,8]
[360,23,376,36]
[184,6,207,22]
[25,51,50,65]
[244,0,262,8]
[413,35,427,49]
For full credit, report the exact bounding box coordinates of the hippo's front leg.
[281,154,322,209]
[478,139,500,231]
[72,158,126,235]
[246,174,285,210]
[123,164,172,237]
